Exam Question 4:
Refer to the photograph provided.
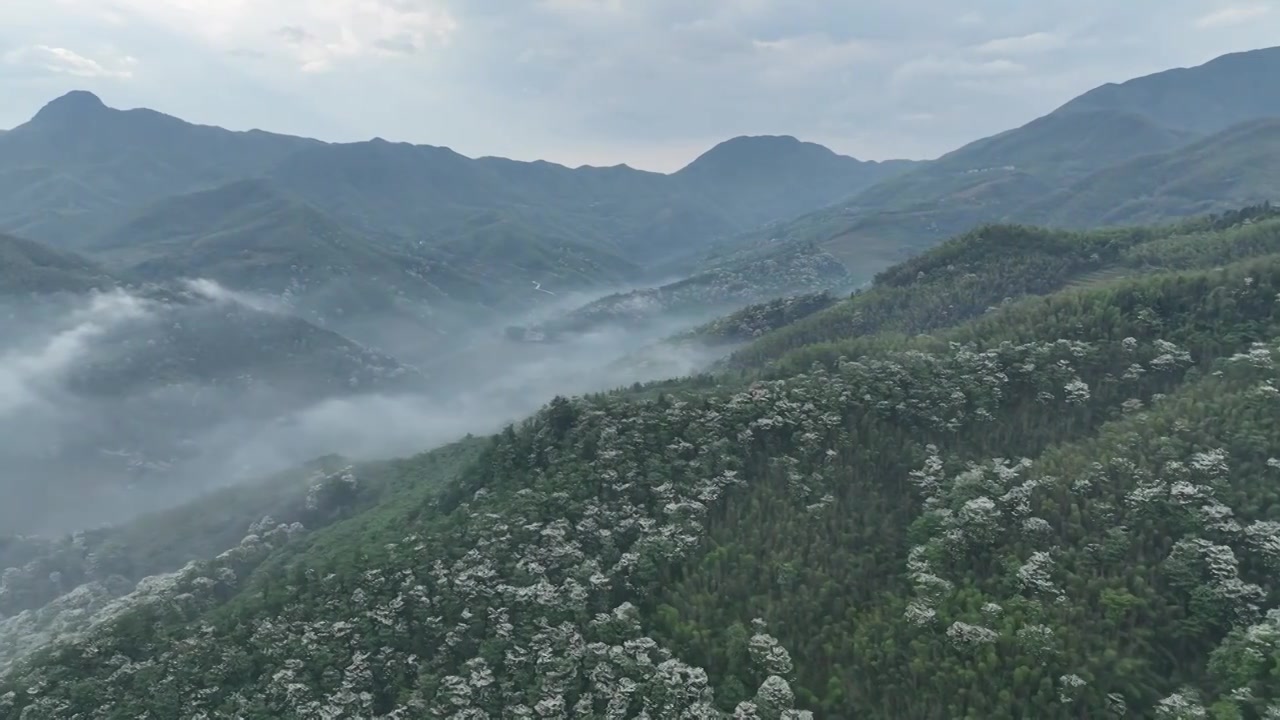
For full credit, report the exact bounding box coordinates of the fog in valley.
[7,3,1280,711]
[0,278,731,537]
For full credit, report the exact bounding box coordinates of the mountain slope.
[675,135,916,226]
[87,178,652,355]
[506,242,850,342]
[745,46,1280,280]
[0,92,911,274]
[91,178,485,308]
[1056,45,1280,134]
[67,292,418,399]
[95,174,644,299]
[265,136,904,267]
[0,232,117,295]
[726,206,1280,373]
[0,232,420,398]
[0,441,486,676]
[8,208,1280,717]
[0,92,317,247]
[0,232,431,534]
[428,213,641,292]
[1024,118,1280,227]
[854,44,1280,217]
[847,109,1196,215]
[262,138,531,241]
[0,284,423,536]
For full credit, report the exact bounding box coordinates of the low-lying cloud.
[197,316,725,485]
[0,278,734,536]
[182,277,287,314]
[0,289,152,417]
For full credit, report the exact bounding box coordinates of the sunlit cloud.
[1195,3,1272,28]
[2,45,137,78]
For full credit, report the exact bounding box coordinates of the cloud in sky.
[1196,3,1272,28]
[0,0,1277,170]
[3,45,137,78]
[972,31,1069,56]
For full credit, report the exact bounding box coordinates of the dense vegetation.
[6,44,1280,720]
[674,292,838,347]
[724,204,1279,372]
[1025,119,1280,228]
[0,233,117,295]
[0,441,484,675]
[5,205,1280,717]
[89,178,645,340]
[507,244,848,342]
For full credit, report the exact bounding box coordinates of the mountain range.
[3,44,1280,536]
[6,37,1280,719]
[0,92,914,279]
[0,89,925,365]
[748,45,1280,276]
[5,46,1280,323]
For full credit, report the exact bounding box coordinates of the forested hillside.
[726,204,1280,372]
[506,243,849,343]
[1023,119,1280,228]
[675,292,838,347]
[5,205,1280,718]
[0,233,118,295]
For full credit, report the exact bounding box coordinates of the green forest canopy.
[4,204,1280,718]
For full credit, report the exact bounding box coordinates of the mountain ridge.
[738,45,1280,283]
[87,176,646,324]
[1054,45,1280,133]
[1022,117,1280,227]
[0,91,914,276]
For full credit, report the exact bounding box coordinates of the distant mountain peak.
[51,89,105,107]
[676,134,855,179]
[722,134,803,145]
[32,90,109,122]
[702,135,813,156]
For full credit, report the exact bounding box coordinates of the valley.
[2,41,1280,719]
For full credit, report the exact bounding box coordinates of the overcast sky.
[1,1,1277,171]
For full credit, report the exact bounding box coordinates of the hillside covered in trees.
[5,205,1280,718]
